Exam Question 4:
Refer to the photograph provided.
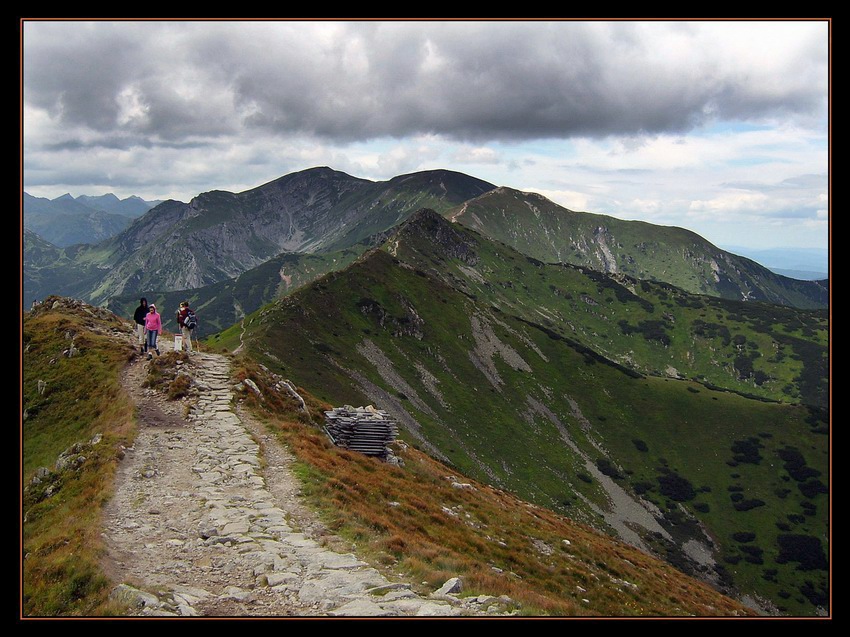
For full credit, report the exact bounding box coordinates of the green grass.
[447,188,827,309]
[224,216,828,615]
[22,298,137,616]
[232,360,753,617]
[391,212,827,408]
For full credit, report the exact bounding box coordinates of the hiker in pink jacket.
[144,304,162,359]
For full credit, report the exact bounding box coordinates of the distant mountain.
[719,246,829,281]
[76,193,161,218]
[218,210,828,616]
[23,192,161,247]
[23,229,104,305]
[447,188,828,309]
[24,167,827,312]
[61,167,497,304]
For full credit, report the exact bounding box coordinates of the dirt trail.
[101,334,478,617]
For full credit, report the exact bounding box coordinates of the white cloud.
[689,192,771,215]
[530,189,590,211]
[21,20,829,250]
[450,146,501,164]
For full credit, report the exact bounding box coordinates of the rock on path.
[102,340,477,617]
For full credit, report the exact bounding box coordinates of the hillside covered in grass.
[225,359,754,617]
[22,298,137,616]
[448,188,828,309]
[218,211,829,615]
[21,297,758,618]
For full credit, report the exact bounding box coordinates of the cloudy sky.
[22,20,829,251]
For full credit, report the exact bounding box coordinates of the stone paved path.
[102,339,479,617]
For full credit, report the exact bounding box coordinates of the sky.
[22,19,829,251]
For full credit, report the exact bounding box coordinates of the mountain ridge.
[23,167,827,312]
[446,187,828,309]
[23,191,161,248]
[214,209,828,615]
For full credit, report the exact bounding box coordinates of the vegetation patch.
[730,438,763,465]
[23,298,136,616]
[142,351,191,398]
[656,471,696,502]
[595,458,625,480]
[777,446,821,483]
[799,580,829,606]
[776,535,828,571]
[733,499,766,512]
[739,545,764,565]
[618,319,671,346]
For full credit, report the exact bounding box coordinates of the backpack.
[183,309,198,330]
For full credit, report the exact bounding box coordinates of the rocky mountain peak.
[393,208,479,266]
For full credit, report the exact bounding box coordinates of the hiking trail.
[101,331,488,617]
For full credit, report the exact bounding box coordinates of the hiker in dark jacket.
[133,298,148,353]
[176,301,194,354]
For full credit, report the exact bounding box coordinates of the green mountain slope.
[25,167,825,314]
[23,230,108,307]
[219,211,828,615]
[98,168,493,333]
[33,168,496,305]
[448,188,828,309]
[316,169,497,252]
[392,211,828,409]
[107,246,367,335]
[21,297,755,617]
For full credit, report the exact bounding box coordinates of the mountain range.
[719,246,829,281]
[23,167,828,313]
[212,209,828,615]
[23,192,160,248]
[22,166,830,616]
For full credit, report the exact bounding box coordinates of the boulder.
[242,379,263,400]
[434,577,463,596]
[110,583,161,610]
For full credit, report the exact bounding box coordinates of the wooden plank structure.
[324,405,398,460]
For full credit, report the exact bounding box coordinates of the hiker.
[144,304,162,360]
[176,301,196,354]
[133,297,148,353]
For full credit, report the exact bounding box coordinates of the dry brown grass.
[236,359,753,617]
[23,299,138,616]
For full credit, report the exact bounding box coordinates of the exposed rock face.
[448,187,828,309]
[80,169,496,305]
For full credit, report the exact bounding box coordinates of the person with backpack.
[176,301,197,354]
[144,304,162,360]
[133,297,148,353]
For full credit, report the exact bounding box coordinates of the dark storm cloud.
[23,21,828,147]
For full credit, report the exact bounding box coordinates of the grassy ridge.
[22,298,137,616]
[448,188,828,309]
[231,360,753,617]
[221,220,828,614]
[395,210,828,408]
